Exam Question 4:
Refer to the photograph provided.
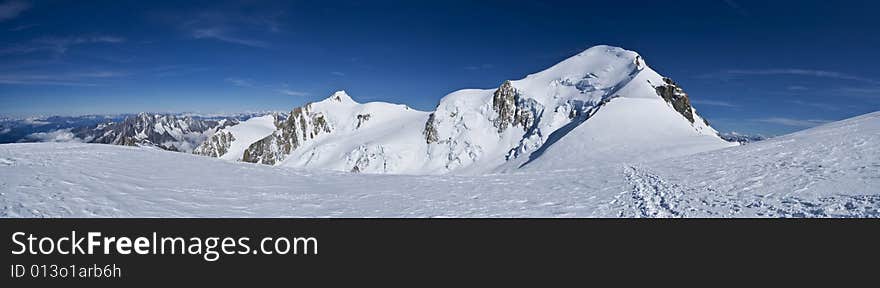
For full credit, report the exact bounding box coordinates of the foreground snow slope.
[614,111,880,217]
[0,112,877,217]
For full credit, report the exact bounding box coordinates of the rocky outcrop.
[193,113,282,158]
[491,80,537,133]
[492,81,518,132]
[356,114,371,129]
[423,113,439,144]
[654,77,695,123]
[242,104,331,165]
[193,131,235,157]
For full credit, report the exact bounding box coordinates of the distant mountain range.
[719,132,768,144]
[0,113,272,152]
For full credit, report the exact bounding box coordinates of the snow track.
[613,165,880,218]
[614,166,685,218]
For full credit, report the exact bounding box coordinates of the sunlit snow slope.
[1,112,877,217]
[197,45,733,174]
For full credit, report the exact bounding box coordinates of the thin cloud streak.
[834,87,880,95]
[0,70,127,86]
[225,77,308,97]
[755,117,831,127]
[225,77,255,87]
[181,10,281,49]
[192,28,270,48]
[722,0,750,17]
[787,100,839,111]
[0,0,30,21]
[721,69,880,85]
[8,23,36,31]
[276,89,308,97]
[464,64,494,71]
[692,99,739,108]
[0,35,126,55]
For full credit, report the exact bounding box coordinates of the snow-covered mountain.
[201,45,734,174]
[72,113,239,153]
[1,111,876,217]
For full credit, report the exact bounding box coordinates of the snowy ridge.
[203,45,733,174]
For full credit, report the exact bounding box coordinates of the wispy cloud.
[149,65,207,78]
[330,71,345,77]
[191,28,269,48]
[276,89,308,97]
[0,70,126,86]
[691,99,739,108]
[0,0,30,22]
[181,10,282,49]
[0,35,126,55]
[787,85,809,91]
[834,87,880,95]
[464,64,494,71]
[719,69,880,85]
[225,77,308,97]
[8,23,36,31]
[722,0,750,17]
[756,117,831,127]
[787,100,839,111]
[225,77,255,87]
[70,71,127,78]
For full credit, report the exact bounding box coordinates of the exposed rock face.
[423,113,439,144]
[654,77,695,123]
[193,113,282,158]
[492,81,518,132]
[72,113,236,153]
[193,131,235,157]
[242,104,331,165]
[356,114,371,129]
[491,80,537,133]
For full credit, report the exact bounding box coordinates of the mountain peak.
[326,90,355,103]
[519,45,644,86]
[575,44,632,56]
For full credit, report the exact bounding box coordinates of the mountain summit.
[196,45,734,174]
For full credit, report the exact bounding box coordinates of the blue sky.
[0,0,878,136]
